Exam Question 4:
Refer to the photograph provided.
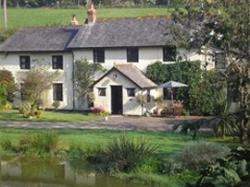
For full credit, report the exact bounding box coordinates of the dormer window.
[93,48,105,63]
[163,46,176,61]
[20,56,30,69]
[52,55,63,69]
[127,47,138,63]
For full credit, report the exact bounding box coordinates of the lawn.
[0,128,238,187]
[0,7,173,29]
[0,109,100,122]
[0,128,234,155]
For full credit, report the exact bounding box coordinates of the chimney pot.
[87,3,96,24]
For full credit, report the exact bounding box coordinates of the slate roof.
[0,17,177,52]
[0,27,78,52]
[93,64,157,89]
[68,17,172,48]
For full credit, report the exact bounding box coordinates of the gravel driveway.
[0,116,210,131]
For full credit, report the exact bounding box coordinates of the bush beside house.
[146,61,226,115]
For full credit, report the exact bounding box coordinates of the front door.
[111,86,123,115]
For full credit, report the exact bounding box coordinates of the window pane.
[163,47,176,61]
[163,88,172,100]
[52,56,63,69]
[53,84,63,101]
[98,88,106,96]
[19,56,30,69]
[127,48,138,62]
[127,88,135,97]
[93,48,105,63]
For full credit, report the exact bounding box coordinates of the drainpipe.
[72,51,76,111]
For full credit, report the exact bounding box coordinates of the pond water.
[0,156,149,187]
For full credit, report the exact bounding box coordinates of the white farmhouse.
[0,12,219,115]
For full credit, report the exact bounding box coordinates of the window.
[98,88,106,96]
[20,56,30,69]
[93,48,105,63]
[215,52,226,69]
[53,83,63,101]
[52,55,63,69]
[163,46,176,61]
[127,88,135,97]
[163,88,171,100]
[127,48,138,62]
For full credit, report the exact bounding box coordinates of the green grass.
[0,128,235,155]
[0,128,238,186]
[0,110,99,122]
[118,171,197,187]
[0,7,173,29]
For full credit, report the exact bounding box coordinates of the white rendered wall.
[73,47,215,72]
[93,69,156,115]
[0,52,74,110]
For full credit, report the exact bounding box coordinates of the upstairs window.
[20,56,30,69]
[53,83,63,101]
[52,55,63,69]
[93,48,105,63]
[163,46,176,61]
[98,88,106,96]
[127,48,139,62]
[127,88,136,97]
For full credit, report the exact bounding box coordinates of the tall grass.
[0,131,59,156]
[84,136,159,172]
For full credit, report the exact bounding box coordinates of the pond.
[0,156,149,187]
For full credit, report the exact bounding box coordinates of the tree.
[21,66,59,105]
[0,83,7,109]
[74,59,104,108]
[0,70,16,102]
[171,0,250,143]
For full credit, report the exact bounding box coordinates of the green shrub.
[19,102,32,117]
[146,61,226,115]
[0,132,59,156]
[178,141,230,170]
[67,144,86,161]
[159,158,184,175]
[0,70,16,102]
[0,139,16,153]
[31,132,59,155]
[52,101,60,110]
[19,102,44,118]
[86,136,159,172]
[0,100,12,111]
[187,147,250,187]
[136,157,160,174]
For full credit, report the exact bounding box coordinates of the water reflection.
[0,156,148,187]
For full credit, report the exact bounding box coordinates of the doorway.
[111,86,123,115]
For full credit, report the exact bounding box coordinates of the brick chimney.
[86,3,96,24]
